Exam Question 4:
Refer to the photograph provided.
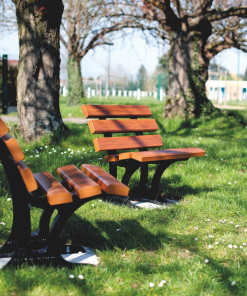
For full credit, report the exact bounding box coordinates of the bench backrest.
[81,105,163,154]
[0,118,38,193]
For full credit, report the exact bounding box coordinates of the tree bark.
[164,29,218,118]
[67,54,85,105]
[14,0,69,141]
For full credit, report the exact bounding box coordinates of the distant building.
[206,80,247,103]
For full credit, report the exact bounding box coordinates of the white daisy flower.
[78,275,84,279]
[204,259,209,263]
[69,275,75,279]
[233,245,238,249]
[149,283,154,288]
[228,244,233,248]
[231,281,236,286]
[158,280,166,287]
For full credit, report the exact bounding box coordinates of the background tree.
[61,0,159,105]
[140,0,247,118]
[137,64,148,90]
[157,51,169,72]
[10,0,68,141]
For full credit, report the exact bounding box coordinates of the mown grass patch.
[0,98,247,295]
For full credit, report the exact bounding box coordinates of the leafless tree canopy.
[140,0,247,60]
[60,0,160,60]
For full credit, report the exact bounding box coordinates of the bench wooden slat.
[2,134,25,163]
[93,135,163,152]
[127,148,206,162]
[57,164,102,199]
[81,105,152,118]
[17,161,38,192]
[81,164,129,196]
[0,118,8,137]
[88,119,158,134]
[34,172,73,205]
[104,154,120,162]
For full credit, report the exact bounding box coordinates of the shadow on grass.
[58,212,245,294]
[155,115,247,141]
[61,214,161,251]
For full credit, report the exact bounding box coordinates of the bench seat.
[81,164,129,197]
[57,165,102,199]
[105,148,205,162]
[34,172,73,205]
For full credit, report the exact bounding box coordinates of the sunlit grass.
[0,98,247,295]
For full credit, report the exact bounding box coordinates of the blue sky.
[1,30,247,79]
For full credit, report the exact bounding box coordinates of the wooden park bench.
[0,118,128,268]
[81,105,205,203]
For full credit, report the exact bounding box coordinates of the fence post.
[2,54,8,114]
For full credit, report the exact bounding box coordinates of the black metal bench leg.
[45,202,88,258]
[121,163,141,187]
[31,208,55,246]
[109,162,117,178]
[138,163,149,194]
[149,160,176,201]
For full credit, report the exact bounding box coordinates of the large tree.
[141,0,247,118]
[1,0,68,141]
[61,0,158,105]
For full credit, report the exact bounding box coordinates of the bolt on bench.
[0,118,128,268]
[81,105,205,203]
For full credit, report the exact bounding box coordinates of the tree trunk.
[163,30,218,118]
[67,54,85,105]
[15,0,69,141]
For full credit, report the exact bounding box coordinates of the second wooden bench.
[81,104,205,203]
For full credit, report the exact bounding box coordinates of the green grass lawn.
[1,98,247,295]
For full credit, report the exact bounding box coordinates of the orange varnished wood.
[88,119,158,134]
[34,172,73,205]
[2,134,25,163]
[128,148,206,162]
[104,154,120,162]
[17,161,38,192]
[93,135,163,152]
[104,153,132,162]
[0,118,8,137]
[81,105,152,118]
[57,164,101,199]
[81,164,129,196]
